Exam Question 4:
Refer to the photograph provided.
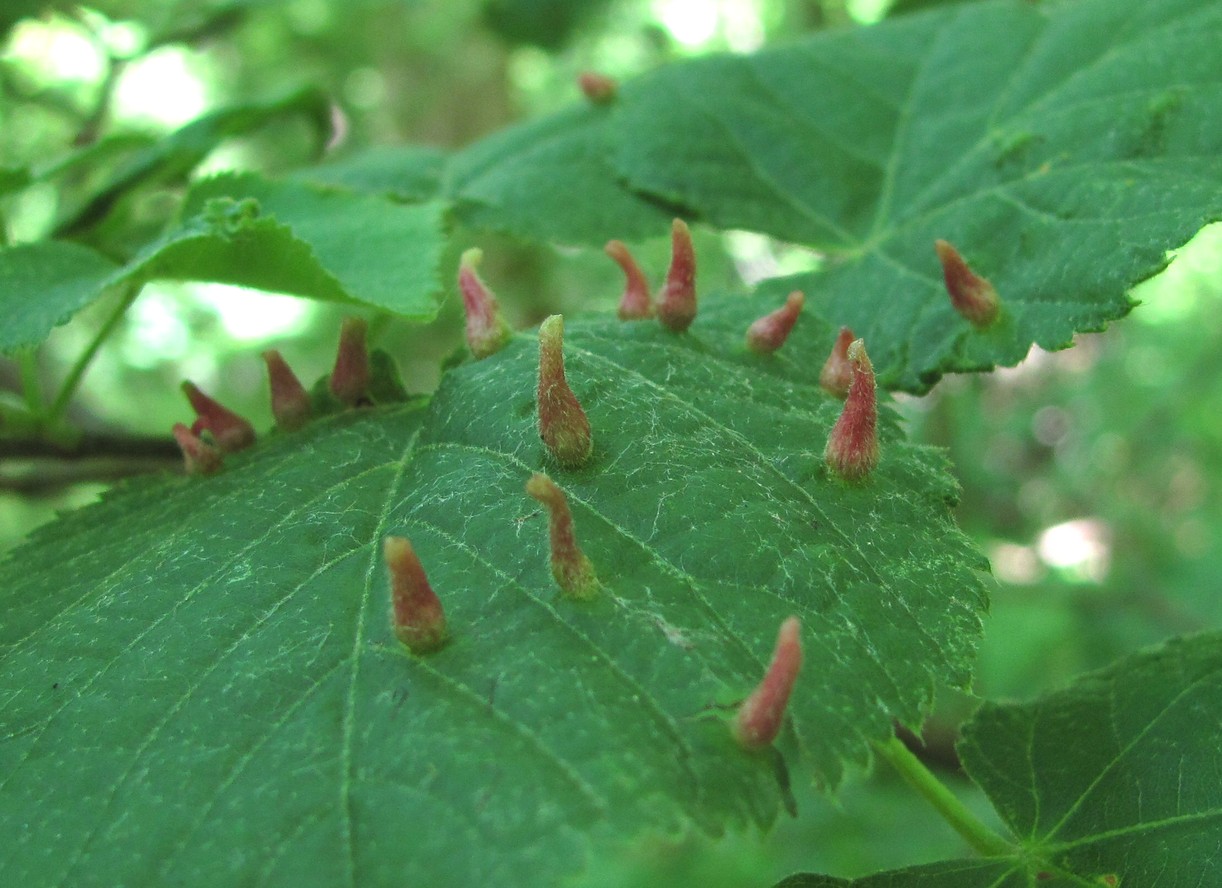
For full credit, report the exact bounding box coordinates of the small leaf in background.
[128,173,448,319]
[0,241,119,354]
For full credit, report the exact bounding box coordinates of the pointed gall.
[262,349,311,431]
[181,381,255,452]
[605,240,654,320]
[329,317,371,406]
[824,339,879,482]
[733,617,802,750]
[172,422,222,475]
[657,218,697,332]
[525,473,599,600]
[935,239,1000,327]
[746,291,804,354]
[578,71,618,104]
[818,326,856,398]
[458,248,513,359]
[537,315,593,467]
[384,536,448,654]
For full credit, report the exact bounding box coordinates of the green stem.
[874,735,1014,858]
[46,281,141,424]
[19,349,44,414]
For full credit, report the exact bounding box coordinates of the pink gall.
[329,317,371,407]
[181,381,255,452]
[262,349,311,431]
[537,315,593,467]
[384,536,448,654]
[733,617,802,750]
[605,240,654,320]
[525,473,599,600]
[824,339,879,482]
[746,291,805,354]
[458,248,513,359]
[657,219,697,333]
[818,327,856,399]
[171,422,223,475]
[578,71,618,104]
[935,239,1001,327]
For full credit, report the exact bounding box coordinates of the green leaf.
[295,145,448,202]
[0,241,119,354]
[127,173,448,319]
[961,630,1222,885]
[775,631,1222,886]
[0,294,986,886]
[447,104,679,245]
[57,87,332,238]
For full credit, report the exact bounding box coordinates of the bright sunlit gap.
[113,45,211,128]
[651,0,765,52]
[1037,518,1111,583]
[723,230,823,286]
[3,16,106,85]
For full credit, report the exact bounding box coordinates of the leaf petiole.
[46,280,142,426]
[873,734,1015,858]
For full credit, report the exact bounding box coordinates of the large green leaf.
[611,0,1222,391]
[775,631,1222,886]
[0,241,119,354]
[0,293,986,886]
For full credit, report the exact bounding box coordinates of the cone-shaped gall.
[525,473,599,600]
[172,422,223,475]
[657,219,697,332]
[733,617,802,750]
[181,381,255,452]
[458,248,513,359]
[746,291,804,354]
[329,317,371,406]
[578,71,618,104]
[935,239,1000,327]
[824,339,879,482]
[263,349,311,431]
[384,536,448,654]
[606,240,654,320]
[818,326,856,398]
[537,315,593,467]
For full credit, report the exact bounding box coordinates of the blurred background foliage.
[1,1,1219,884]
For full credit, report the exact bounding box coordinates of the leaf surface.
[0,294,986,887]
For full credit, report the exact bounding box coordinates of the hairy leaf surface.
[0,295,986,887]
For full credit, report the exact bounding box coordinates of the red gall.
[181,381,255,452]
[746,291,805,354]
[657,218,697,333]
[824,339,879,482]
[384,536,448,654]
[934,239,1001,327]
[605,239,654,320]
[818,326,856,398]
[458,248,513,359]
[578,71,618,104]
[262,349,311,431]
[733,617,802,750]
[329,317,371,407]
[525,473,599,600]
[537,314,593,467]
[171,422,223,475]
